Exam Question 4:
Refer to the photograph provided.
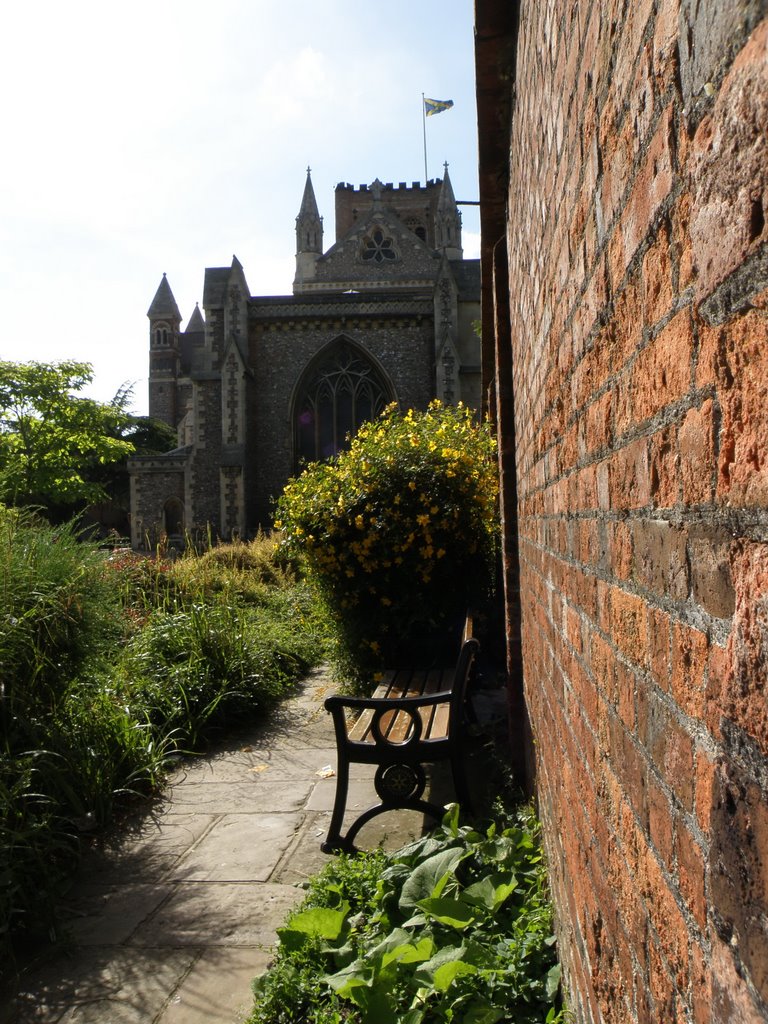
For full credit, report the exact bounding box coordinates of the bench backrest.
[448,616,480,743]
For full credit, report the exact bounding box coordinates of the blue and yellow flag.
[424,97,454,116]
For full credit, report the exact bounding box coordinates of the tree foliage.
[0,360,136,509]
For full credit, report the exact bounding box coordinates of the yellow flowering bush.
[275,402,498,677]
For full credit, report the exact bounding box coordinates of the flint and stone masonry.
[129,171,480,549]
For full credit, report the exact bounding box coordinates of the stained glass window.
[295,341,392,464]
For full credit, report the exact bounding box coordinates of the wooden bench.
[321,616,479,853]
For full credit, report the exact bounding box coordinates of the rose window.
[361,229,397,263]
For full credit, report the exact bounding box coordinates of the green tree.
[0,360,136,510]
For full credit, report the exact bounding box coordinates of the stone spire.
[147,273,181,319]
[294,168,324,292]
[185,303,205,333]
[434,164,463,259]
[296,167,323,254]
[147,274,182,425]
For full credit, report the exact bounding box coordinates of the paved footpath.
[3,667,497,1024]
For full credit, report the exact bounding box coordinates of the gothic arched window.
[295,341,393,465]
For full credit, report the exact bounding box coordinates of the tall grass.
[0,510,327,979]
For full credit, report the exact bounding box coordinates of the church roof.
[147,273,181,319]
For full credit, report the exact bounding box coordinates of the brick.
[715,311,768,507]
[648,935,677,1020]
[688,525,736,618]
[694,748,717,835]
[611,438,651,510]
[652,0,681,97]
[638,691,695,810]
[641,839,690,984]
[678,399,717,505]
[721,541,768,755]
[691,941,713,1024]
[670,192,695,291]
[675,819,707,930]
[690,20,768,303]
[642,220,674,327]
[621,105,675,269]
[585,389,613,454]
[609,520,634,581]
[632,519,689,602]
[647,775,675,868]
[670,621,709,720]
[647,605,672,692]
[710,765,768,1004]
[630,309,694,424]
[611,588,649,667]
[649,425,678,508]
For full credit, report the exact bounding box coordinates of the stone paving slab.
[170,812,302,882]
[155,948,272,1024]
[158,779,313,815]
[130,882,304,948]
[64,883,177,946]
[7,949,198,1024]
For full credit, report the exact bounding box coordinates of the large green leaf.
[398,847,465,909]
[277,904,349,950]
[417,896,476,929]
[431,959,477,991]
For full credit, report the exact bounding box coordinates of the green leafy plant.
[249,803,563,1024]
[276,401,498,679]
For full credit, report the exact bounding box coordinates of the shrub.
[249,803,563,1024]
[276,402,498,677]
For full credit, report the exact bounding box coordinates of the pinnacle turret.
[294,167,324,292]
[296,167,323,254]
[435,164,463,259]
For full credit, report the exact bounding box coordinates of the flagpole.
[421,93,428,182]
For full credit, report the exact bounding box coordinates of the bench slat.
[347,666,453,745]
[348,668,414,743]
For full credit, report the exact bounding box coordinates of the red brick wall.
[476,3,768,1021]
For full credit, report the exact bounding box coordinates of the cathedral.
[128,168,481,550]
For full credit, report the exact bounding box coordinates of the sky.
[0,1,481,416]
